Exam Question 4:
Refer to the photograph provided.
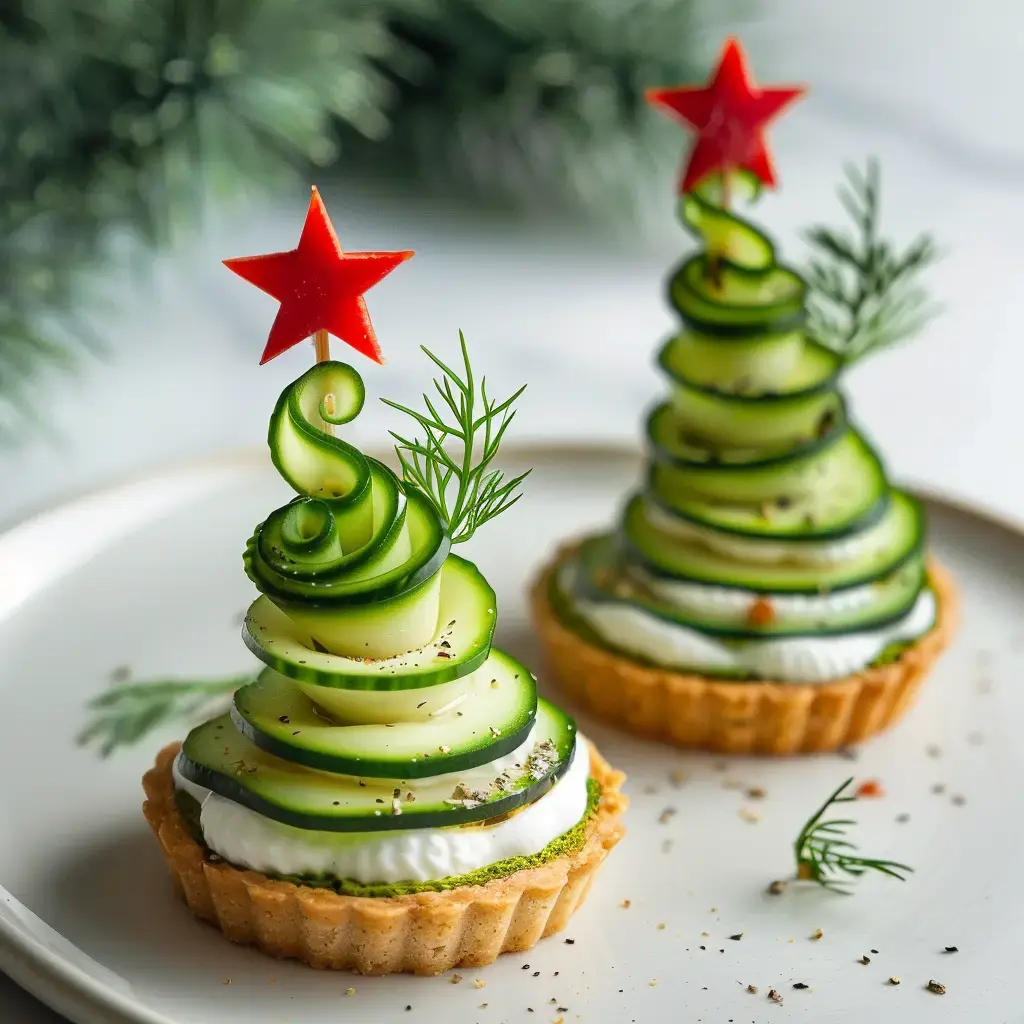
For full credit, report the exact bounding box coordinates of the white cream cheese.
[561,550,936,683]
[172,737,591,884]
[572,589,935,683]
[635,568,892,619]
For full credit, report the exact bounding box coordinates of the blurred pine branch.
[0,1,738,440]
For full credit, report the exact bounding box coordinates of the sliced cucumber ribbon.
[670,170,806,337]
[244,361,450,613]
[550,171,931,660]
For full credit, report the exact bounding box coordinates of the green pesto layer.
[175,778,601,898]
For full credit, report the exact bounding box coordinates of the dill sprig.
[78,675,249,758]
[794,777,914,895]
[382,332,530,545]
[804,159,940,362]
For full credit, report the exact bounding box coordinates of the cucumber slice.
[568,535,927,639]
[246,484,448,610]
[646,400,846,471]
[668,256,806,336]
[653,428,869,505]
[622,490,923,593]
[669,377,841,450]
[649,430,889,540]
[658,333,840,399]
[246,485,451,657]
[232,653,537,778]
[678,172,772,272]
[243,555,495,691]
[177,699,577,832]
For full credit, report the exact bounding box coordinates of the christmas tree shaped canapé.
[532,40,957,756]
[142,189,625,974]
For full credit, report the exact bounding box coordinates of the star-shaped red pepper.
[224,186,413,365]
[647,37,805,193]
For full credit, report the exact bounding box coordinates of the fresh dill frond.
[382,332,530,545]
[804,159,940,362]
[78,675,249,758]
[793,777,914,894]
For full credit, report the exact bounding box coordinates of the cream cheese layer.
[173,736,590,883]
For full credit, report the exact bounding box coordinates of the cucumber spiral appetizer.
[177,358,581,834]
[136,188,624,973]
[554,169,936,682]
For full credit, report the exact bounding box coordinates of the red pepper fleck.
[747,596,775,628]
[856,779,885,799]
[436,651,451,659]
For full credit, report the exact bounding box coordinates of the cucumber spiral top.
[243,361,450,614]
[558,170,931,665]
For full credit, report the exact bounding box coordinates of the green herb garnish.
[78,675,248,757]
[793,777,913,894]
[804,159,940,362]
[382,332,529,544]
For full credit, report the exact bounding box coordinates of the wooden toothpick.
[313,329,336,433]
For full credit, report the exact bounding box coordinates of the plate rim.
[0,441,1011,1024]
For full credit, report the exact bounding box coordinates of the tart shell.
[142,742,626,975]
[530,542,958,756]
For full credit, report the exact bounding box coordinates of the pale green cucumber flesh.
[646,400,846,470]
[653,425,864,503]
[177,699,577,832]
[622,491,923,592]
[658,334,840,399]
[567,535,927,639]
[232,653,537,778]
[243,555,495,690]
[669,257,806,335]
[669,383,841,450]
[649,430,889,540]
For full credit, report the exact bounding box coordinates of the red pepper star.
[646,37,805,193]
[223,186,413,365]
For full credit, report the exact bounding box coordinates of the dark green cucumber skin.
[645,397,848,473]
[229,669,538,778]
[557,539,930,641]
[177,708,578,833]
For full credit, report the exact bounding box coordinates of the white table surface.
[3,2,1022,1019]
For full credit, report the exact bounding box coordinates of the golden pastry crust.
[142,742,626,975]
[531,542,958,755]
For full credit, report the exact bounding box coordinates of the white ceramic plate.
[0,448,1017,1024]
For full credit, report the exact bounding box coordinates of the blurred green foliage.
[0,0,733,439]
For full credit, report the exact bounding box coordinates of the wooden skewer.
[313,329,336,434]
[720,163,733,211]
[314,328,331,364]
